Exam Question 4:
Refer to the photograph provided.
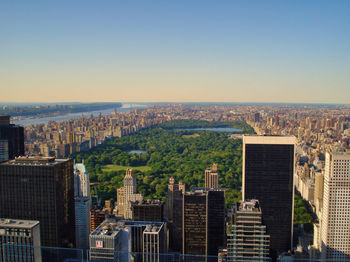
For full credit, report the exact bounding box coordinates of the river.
[13,103,147,126]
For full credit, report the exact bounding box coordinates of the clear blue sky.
[1,0,349,103]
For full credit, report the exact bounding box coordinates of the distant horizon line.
[0,101,350,106]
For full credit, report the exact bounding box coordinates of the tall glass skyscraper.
[242,135,295,258]
[0,157,76,248]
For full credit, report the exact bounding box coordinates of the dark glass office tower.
[0,157,76,248]
[0,116,24,159]
[182,189,225,256]
[243,136,295,258]
[132,199,164,222]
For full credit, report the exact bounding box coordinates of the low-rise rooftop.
[0,218,40,229]
[0,156,71,166]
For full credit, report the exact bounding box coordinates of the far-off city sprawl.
[1,1,350,262]
[1,103,350,262]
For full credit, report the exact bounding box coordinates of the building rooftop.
[143,223,162,234]
[236,199,261,213]
[0,156,71,166]
[184,187,225,196]
[0,218,39,229]
[90,218,164,238]
[132,199,164,206]
[243,135,296,145]
[74,163,88,175]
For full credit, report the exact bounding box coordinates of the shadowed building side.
[0,157,76,248]
[243,135,295,259]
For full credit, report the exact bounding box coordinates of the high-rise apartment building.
[242,135,295,258]
[321,151,350,260]
[165,177,185,252]
[227,200,270,262]
[74,162,91,250]
[116,169,143,219]
[0,157,76,248]
[182,189,225,256]
[0,218,41,262]
[205,164,219,188]
[0,116,24,159]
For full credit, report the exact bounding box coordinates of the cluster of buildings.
[22,103,258,158]
[90,165,225,260]
[0,102,350,262]
[246,105,350,260]
[24,108,168,158]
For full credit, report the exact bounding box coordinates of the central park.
[74,119,313,225]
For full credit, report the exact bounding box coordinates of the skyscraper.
[205,163,219,188]
[321,151,350,260]
[242,135,295,258]
[227,200,270,262]
[182,189,225,256]
[165,177,185,252]
[74,162,91,250]
[0,157,76,248]
[0,115,24,159]
[116,169,143,219]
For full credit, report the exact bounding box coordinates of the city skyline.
[1,1,350,103]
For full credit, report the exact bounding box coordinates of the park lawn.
[102,164,151,172]
[182,133,200,139]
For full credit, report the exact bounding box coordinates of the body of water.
[13,103,147,126]
[177,127,242,132]
[128,150,147,154]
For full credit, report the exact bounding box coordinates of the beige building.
[321,151,350,260]
[116,169,143,219]
[205,163,219,188]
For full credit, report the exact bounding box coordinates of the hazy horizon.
[1,1,349,103]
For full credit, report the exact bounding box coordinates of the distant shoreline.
[12,103,147,126]
[1,102,122,119]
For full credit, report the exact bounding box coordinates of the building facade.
[0,140,8,162]
[89,219,131,262]
[0,116,24,160]
[116,169,143,219]
[90,219,166,262]
[242,135,295,258]
[321,151,350,260]
[182,189,225,256]
[90,209,106,233]
[205,163,219,189]
[143,223,166,262]
[0,218,41,262]
[74,162,91,250]
[227,200,270,262]
[132,199,164,222]
[0,157,76,248]
[165,178,185,252]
